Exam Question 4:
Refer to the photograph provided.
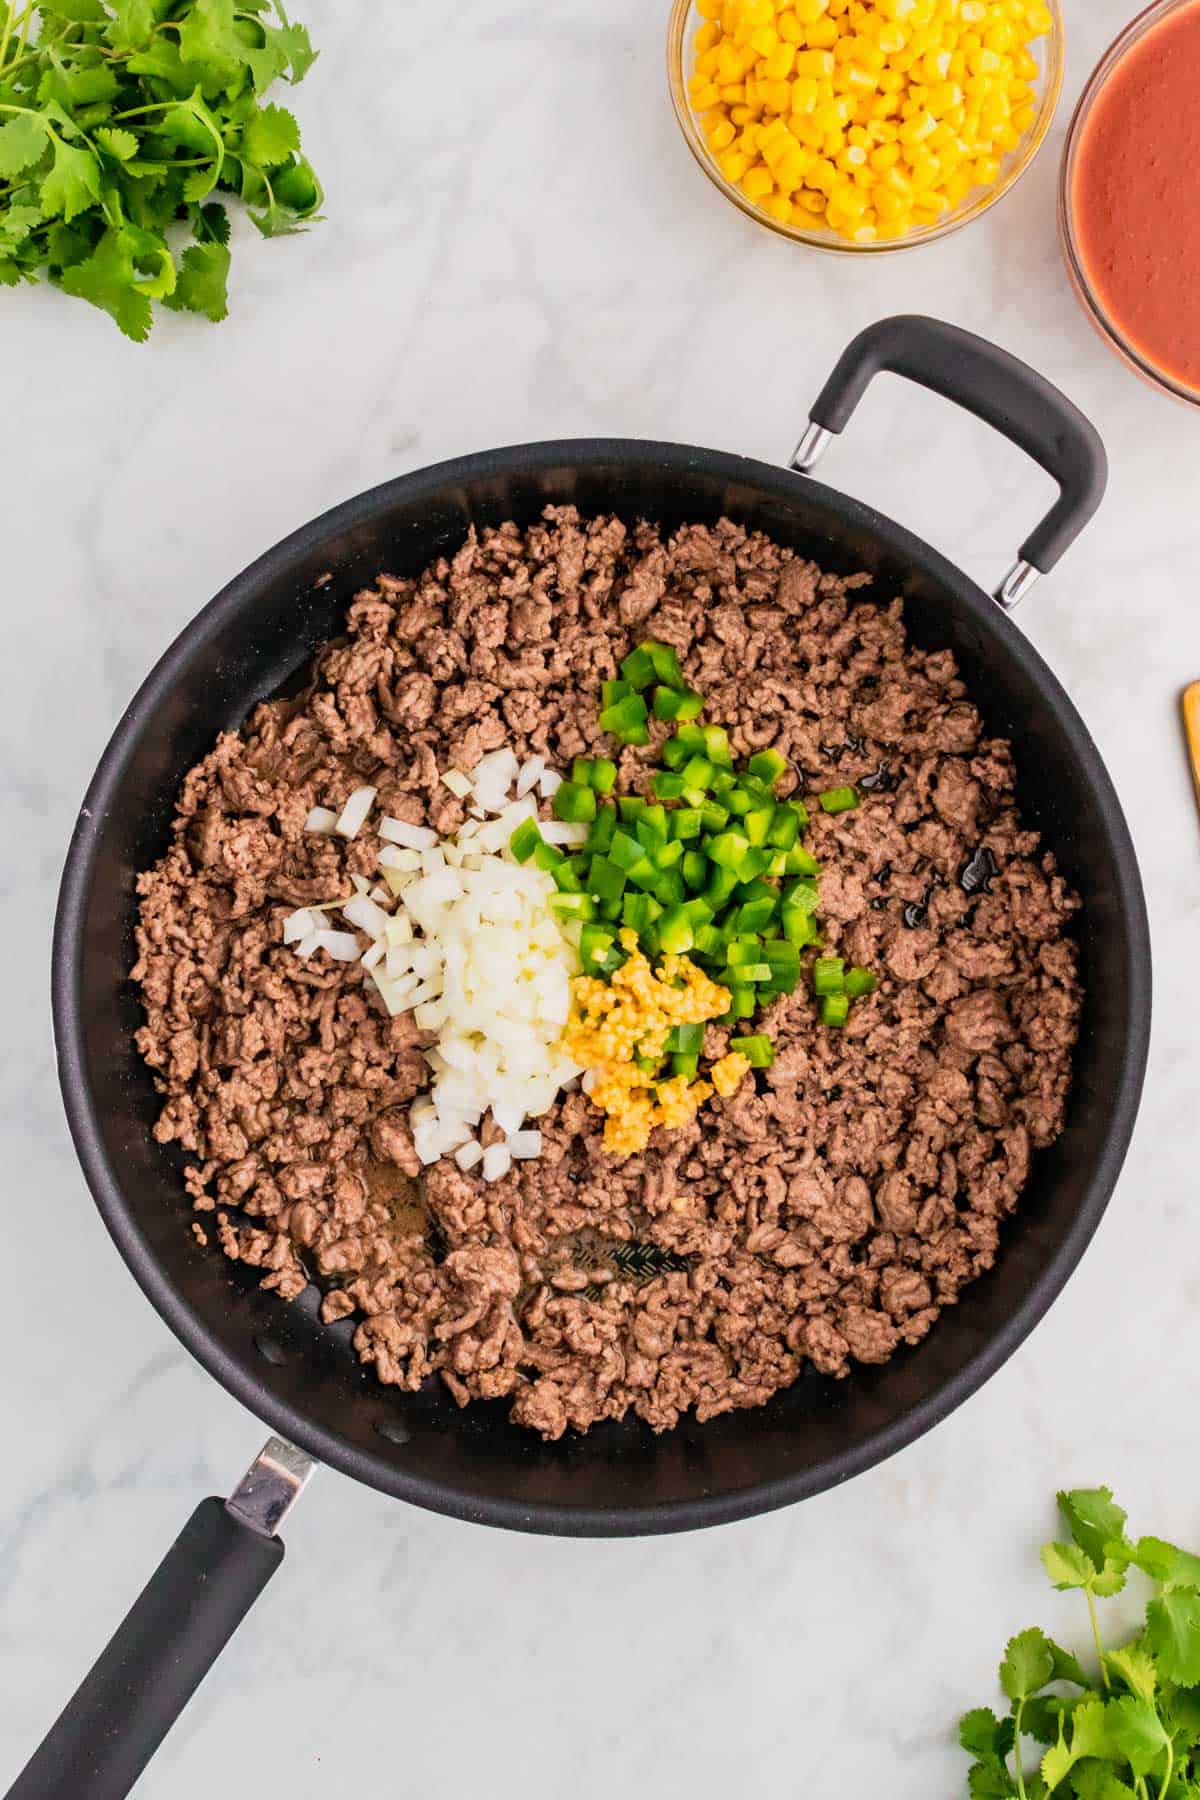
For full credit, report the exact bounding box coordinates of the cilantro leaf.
[95,126,138,161]
[274,18,315,79]
[0,201,45,246]
[1147,1591,1200,1687]
[962,1709,1017,1760]
[1041,1696,1120,1792]
[107,0,172,50]
[37,0,110,20]
[57,224,153,339]
[162,237,228,319]
[1043,1543,1098,1591]
[1132,1537,1200,1591]
[1025,1697,1076,1747]
[241,100,298,167]
[1048,1641,1090,1688]
[1105,1643,1158,1703]
[1071,1771,1136,1800]
[1002,1629,1056,1703]
[1105,1697,1170,1780]
[1057,1490,1129,1574]
[0,111,50,177]
[194,199,229,243]
[969,1761,1019,1798]
[38,135,101,220]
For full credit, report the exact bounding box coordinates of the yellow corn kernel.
[742,0,774,22]
[761,78,793,109]
[791,73,820,111]
[876,22,907,53]
[730,103,754,123]
[741,162,775,199]
[692,81,722,109]
[718,148,751,181]
[793,47,834,74]
[972,153,1000,184]
[870,138,901,169]
[839,142,869,169]
[697,0,723,16]
[761,193,796,223]
[898,108,936,143]
[794,0,830,19]
[943,167,973,205]
[806,154,838,191]
[749,23,779,54]
[764,42,797,77]
[1011,102,1036,132]
[707,116,738,151]
[805,16,839,45]
[777,9,804,41]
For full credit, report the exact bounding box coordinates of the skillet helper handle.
[7,1437,313,1800]
[796,314,1108,607]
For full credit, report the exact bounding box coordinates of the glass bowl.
[1058,0,1200,409]
[666,0,1065,255]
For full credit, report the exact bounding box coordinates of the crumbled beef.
[132,509,1081,1440]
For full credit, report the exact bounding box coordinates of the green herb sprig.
[0,0,321,339]
[961,1487,1200,1799]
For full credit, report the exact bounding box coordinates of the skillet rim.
[50,436,1153,1537]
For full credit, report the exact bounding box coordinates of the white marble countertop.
[1,2,1195,1793]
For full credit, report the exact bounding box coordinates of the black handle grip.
[6,1499,283,1800]
[809,314,1108,573]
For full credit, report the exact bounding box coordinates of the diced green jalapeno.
[748,749,788,786]
[812,956,845,996]
[819,786,859,815]
[509,818,542,863]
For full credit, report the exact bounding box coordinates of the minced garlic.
[563,932,747,1156]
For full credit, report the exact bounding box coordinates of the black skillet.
[15,317,1150,1799]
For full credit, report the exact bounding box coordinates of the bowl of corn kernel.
[667,0,1064,251]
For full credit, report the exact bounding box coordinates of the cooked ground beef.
[132,508,1081,1440]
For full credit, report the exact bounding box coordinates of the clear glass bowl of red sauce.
[1060,0,1200,408]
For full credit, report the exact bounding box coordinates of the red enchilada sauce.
[1071,1,1200,392]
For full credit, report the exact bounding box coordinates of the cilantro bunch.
[0,0,321,339]
[962,1488,1200,1799]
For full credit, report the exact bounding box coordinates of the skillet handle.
[793,314,1108,609]
[6,1439,313,1800]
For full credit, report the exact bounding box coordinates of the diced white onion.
[441,769,473,799]
[379,817,438,850]
[378,845,422,872]
[454,1140,484,1171]
[361,939,386,971]
[482,1143,512,1183]
[335,786,377,839]
[342,894,391,940]
[305,806,338,835]
[282,907,315,944]
[316,930,362,962]
[515,756,545,798]
[507,1130,542,1160]
[539,769,562,798]
[295,930,323,959]
[541,821,589,847]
